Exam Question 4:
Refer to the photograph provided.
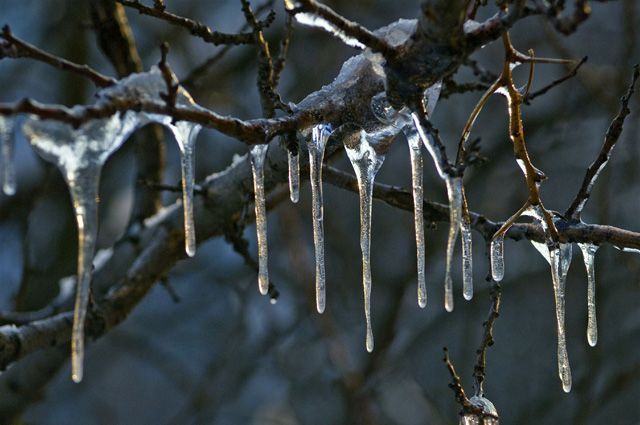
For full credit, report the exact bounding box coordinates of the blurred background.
[0,0,639,424]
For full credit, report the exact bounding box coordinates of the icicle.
[23,111,140,383]
[578,243,599,347]
[0,116,16,196]
[98,66,203,257]
[490,235,505,282]
[168,122,201,257]
[550,244,573,393]
[288,150,300,203]
[345,131,385,352]
[250,144,270,296]
[444,177,462,312]
[461,214,473,300]
[307,124,332,313]
[403,126,427,307]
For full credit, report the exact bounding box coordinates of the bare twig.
[473,283,502,396]
[565,64,639,220]
[0,25,115,87]
[116,0,255,45]
[524,56,588,104]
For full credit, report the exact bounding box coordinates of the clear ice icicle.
[288,150,300,203]
[250,144,270,296]
[550,244,573,393]
[0,116,16,196]
[578,242,599,346]
[307,124,332,313]
[99,66,203,257]
[444,177,462,312]
[168,122,201,257]
[461,213,473,301]
[490,235,505,282]
[23,111,140,383]
[345,132,385,352]
[403,126,427,307]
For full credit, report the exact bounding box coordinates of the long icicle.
[169,122,201,258]
[578,243,599,346]
[23,111,140,382]
[0,116,16,196]
[345,132,385,352]
[308,124,332,313]
[550,243,573,393]
[444,177,463,312]
[250,144,270,295]
[403,125,427,307]
[461,208,473,300]
[68,167,101,383]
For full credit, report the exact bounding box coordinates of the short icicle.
[550,244,573,393]
[578,242,599,347]
[23,111,140,382]
[403,126,427,307]
[461,211,473,300]
[250,144,270,296]
[307,124,332,313]
[288,149,300,203]
[490,235,505,282]
[0,116,16,196]
[345,131,385,352]
[444,177,463,312]
[168,122,201,257]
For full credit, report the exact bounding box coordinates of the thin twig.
[524,56,588,104]
[0,25,116,87]
[565,64,640,220]
[473,283,502,396]
[116,0,255,45]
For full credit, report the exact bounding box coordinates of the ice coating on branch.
[490,235,505,282]
[578,242,599,346]
[250,144,270,296]
[289,12,366,49]
[0,116,16,196]
[443,177,463,312]
[345,131,385,352]
[99,66,204,256]
[288,150,300,203]
[461,213,473,300]
[461,395,499,425]
[308,124,332,313]
[410,83,445,178]
[22,110,140,383]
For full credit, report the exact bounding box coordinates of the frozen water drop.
[250,144,270,296]
[308,124,332,313]
[345,131,385,352]
[0,116,16,196]
[288,149,300,203]
[461,213,473,300]
[444,177,463,312]
[490,234,505,282]
[578,242,599,347]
